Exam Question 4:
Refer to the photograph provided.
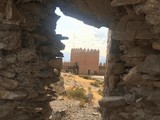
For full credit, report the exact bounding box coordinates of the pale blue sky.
[55,8,108,63]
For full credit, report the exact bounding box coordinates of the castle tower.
[70,48,99,75]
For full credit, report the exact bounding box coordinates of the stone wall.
[0,0,65,120]
[0,0,160,120]
[99,1,160,120]
[58,0,160,120]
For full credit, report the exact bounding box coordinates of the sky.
[55,8,108,64]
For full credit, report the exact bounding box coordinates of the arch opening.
[0,0,159,120]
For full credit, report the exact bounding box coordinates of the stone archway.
[0,0,160,120]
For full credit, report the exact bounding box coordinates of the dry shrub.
[66,87,86,100]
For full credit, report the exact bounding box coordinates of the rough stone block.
[125,47,151,58]
[137,55,160,75]
[108,75,120,89]
[121,56,144,66]
[0,90,27,100]
[127,21,142,32]
[5,54,17,63]
[108,54,122,63]
[49,58,62,70]
[25,88,39,99]
[108,63,125,75]
[152,41,160,50]
[17,48,37,62]
[111,0,146,6]
[0,60,6,69]
[0,70,16,78]
[112,31,136,41]
[99,96,127,108]
[123,67,144,85]
[0,102,15,118]
[0,31,21,50]
[135,31,154,39]
[0,76,18,89]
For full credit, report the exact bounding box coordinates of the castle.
[63,48,105,75]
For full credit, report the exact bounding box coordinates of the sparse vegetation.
[66,87,86,100]
[66,86,94,107]
[98,89,103,95]
[90,80,103,87]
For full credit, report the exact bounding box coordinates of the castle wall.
[71,48,99,74]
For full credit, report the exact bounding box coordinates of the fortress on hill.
[63,48,105,75]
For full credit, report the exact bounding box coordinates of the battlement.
[71,48,99,54]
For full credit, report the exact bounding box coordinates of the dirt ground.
[61,72,103,105]
[50,72,104,120]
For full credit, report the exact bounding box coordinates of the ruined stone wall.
[99,0,160,120]
[0,0,65,120]
[0,0,160,120]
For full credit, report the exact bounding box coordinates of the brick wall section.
[71,48,99,74]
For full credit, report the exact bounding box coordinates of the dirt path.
[50,100,101,120]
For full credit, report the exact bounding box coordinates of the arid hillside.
[50,72,104,120]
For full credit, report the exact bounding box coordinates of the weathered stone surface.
[0,60,6,69]
[0,102,15,118]
[0,70,16,78]
[138,55,160,74]
[127,21,142,31]
[152,41,160,50]
[25,88,39,99]
[142,74,160,81]
[122,56,144,66]
[0,90,27,100]
[0,43,5,49]
[108,75,120,89]
[135,31,154,39]
[112,31,136,41]
[125,47,150,58]
[99,96,127,108]
[32,33,48,42]
[49,58,62,70]
[17,49,37,62]
[133,87,160,102]
[108,63,125,75]
[108,54,122,62]
[123,67,144,85]
[35,71,55,78]
[111,0,146,6]
[0,0,159,120]
[124,94,135,105]
[0,76,18,89]
[5,54,17,63]
[0,31,21,50]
